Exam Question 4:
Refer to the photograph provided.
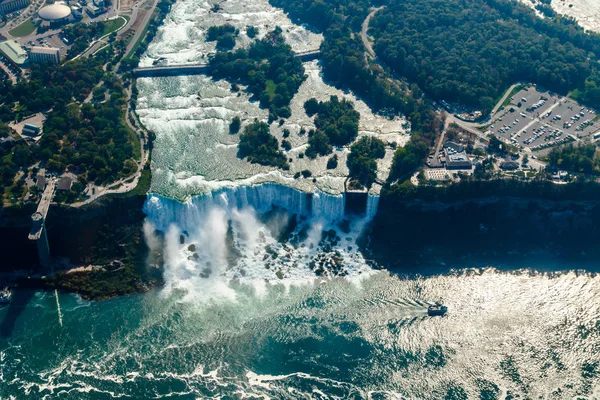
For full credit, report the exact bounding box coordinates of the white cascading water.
[144,184,380,298]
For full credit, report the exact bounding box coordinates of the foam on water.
[140,0,323,67]
[2,269,600,399]
[144,184,379,303]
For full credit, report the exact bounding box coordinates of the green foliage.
[217,34,236,50]
[370,0,600,112]
[208,29,306,120]
[0,58,136,195]
[63,21,107,59]
[312,96,359,146]
[347,136,386,188]
[281,139,292,151]
[304,98,320,116]
[246,26,259,38]
[389,136,430,182]
[93,86,106,101]
[548,144,599,174]
[326,154,338,169]
[229,116,241,134]
[207,24,238,41]
[0,58,103,115]
[301,169,312,178]
[303,96,359,159]
[306,130,332,159]
[238,120,289,169]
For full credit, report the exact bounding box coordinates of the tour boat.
[427,303,447,316]
[0,287,12,304]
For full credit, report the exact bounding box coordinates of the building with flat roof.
[22,123,41,137]
[500,160,519,170]
[29,46,60,64]
[445,149,473,170]
[0,0,30,15]
[0,40,28,66]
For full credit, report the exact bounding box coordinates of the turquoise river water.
[1,267,599,399]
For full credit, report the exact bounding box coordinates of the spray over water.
[144,185,378,301]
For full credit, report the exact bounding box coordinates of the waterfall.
[366,195,380,219]
[143,183,380,292]
[144,183,350,232]
[312,192,345,221]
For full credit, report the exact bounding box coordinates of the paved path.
[360,6,384,60]
[430,116,451,167]
[70,107,149,207]
[489,83,519,117]
[124,0,159,58]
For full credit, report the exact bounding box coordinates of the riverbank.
[3,178,600,300]
[363,193,600,276]
[0,195,163,300]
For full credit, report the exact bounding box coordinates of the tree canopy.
[238,120,289,169]
[208,29,306,121]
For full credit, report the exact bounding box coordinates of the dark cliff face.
[362,197,600,274]
[3,193,600,275]
[0,196,147,272]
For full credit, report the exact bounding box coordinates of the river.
[2,0,599,397]
[1,268,599,398]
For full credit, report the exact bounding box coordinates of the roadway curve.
[360,6,384,60]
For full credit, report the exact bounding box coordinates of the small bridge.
[133,50,321,78]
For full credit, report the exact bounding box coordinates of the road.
[360,6,384,60]
[70,106,149,207]
[0,60,17,83]
[489,83,519,117]
[124,0,159,58]
[430,116,451,167]
[1,0,45,37]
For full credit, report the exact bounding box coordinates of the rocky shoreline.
[0,195,163,300]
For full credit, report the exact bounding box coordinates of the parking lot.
[27,34,69,58]
[486,86,599,154]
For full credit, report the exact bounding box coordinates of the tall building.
[29,46,60,64]
[0,0,30,15]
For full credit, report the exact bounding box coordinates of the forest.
[271,0,600,189]
[304,96,359,158]
[238,120,289,169]
[347,136,386,188]
[208,28,306,121]
[62,21,107,60]
[206,24,239,50]
[370,0,595,112]
[0,57,137,200]
[36,74,136,185]
[548,144,599,175]
[270,0,443,186]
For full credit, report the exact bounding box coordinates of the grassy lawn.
[102,16,129,36]
[265,79,276,101]
[9,19,36,37]
[500,84,526,109]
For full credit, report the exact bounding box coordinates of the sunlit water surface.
[1,268,599,399]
